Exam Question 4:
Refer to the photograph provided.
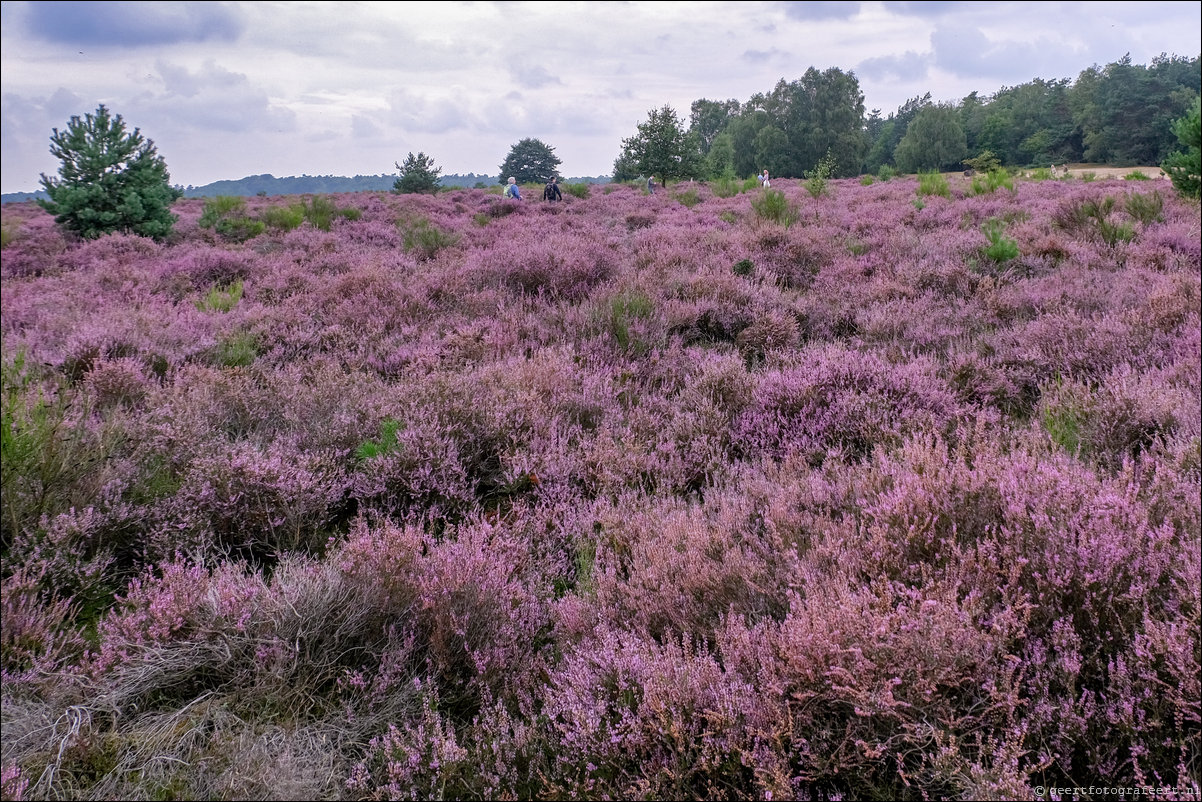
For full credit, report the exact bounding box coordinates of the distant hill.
[3,172,613,205]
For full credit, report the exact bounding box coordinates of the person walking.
[504,176,522,200]
[647,175,655,195]
[759,169,770,188]
[543,176,563,202]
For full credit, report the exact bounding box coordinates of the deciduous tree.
[617,105,703,186]
[498,138,562,185]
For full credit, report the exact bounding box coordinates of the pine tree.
[392,151,443,195]
[38,105,181,241]
[1162,97,1200,199]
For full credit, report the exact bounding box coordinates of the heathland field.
[1,172,1199,800]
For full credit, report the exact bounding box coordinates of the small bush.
[917,171,950,198]
[563,182,590,199]
[195,279,244,313]
[674,187,701,208]
[212,330,258,367]
[981,218,1020,263]
[711,176,741,198]
[301,196,359,231]
[396,215,459,261]
[732,259,754,277]
[199,196,264,242]
[1124,190,1164,224]
[859,175,874,185]
[877,164,897,181]
[970,169,1014,195]
[751,189,799,227]
[1124,170,1151,181]
[962,150,1002,173]
[259,204,305,231]
[804,151,837,198]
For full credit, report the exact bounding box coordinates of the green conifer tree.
[38,105,181,240]
[392,151,443,195]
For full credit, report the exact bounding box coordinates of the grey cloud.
[742,48,783,65]
[930,23,1049,79]
[129,61,296,135]
[883,1,969,19]
[351,115,384,140]
[782,2,862,22]
[27,1,243,48]
[511,64,562,90]
[386,90,476,135]
[857,51,932,83]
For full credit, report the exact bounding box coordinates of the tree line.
[615,52,1199,183]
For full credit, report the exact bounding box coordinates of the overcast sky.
[2,1,1199,193]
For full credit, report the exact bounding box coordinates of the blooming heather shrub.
[735,308,800,363]
[569,490,797,642]
[1,176,1199,799]
[82,356,153,410]
[543,625,785,800]
[414,519,552,715]
[1,565,87,681]
[168,440,346,562]
[736,344,959,463]
[1039,366,1188,468]
[467,225,617,301]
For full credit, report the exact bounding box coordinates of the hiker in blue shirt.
[505,176,522,199]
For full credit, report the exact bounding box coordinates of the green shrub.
[1162,97,1200,199]
[563,182,590,199]
[859,175,874,186]
[2,349,111,545]
[1026,167,1055,181]
[392,151,442,195]
[604,291,655,353]
[916,171,950,198]
[732,259,754,277]
[804,151,837,198]
[213,330,258,367]
[751,189,799,228]
[962,150,1002,174]
[1124,190,1164,225]
[301,196,358,231]
[970,169,1014,195]
[199,196,264,242]
[674,187,701,208]
[397,216,460,261]
[877,165,897,181]
[0,221,17,248]
[711,177,741,198]
[356,417,405,460]
[196,279,244,313]
[1123,170,1151,181]
[981,218,1020,263]
[260,203,305,231]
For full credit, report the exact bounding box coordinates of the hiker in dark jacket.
[543,176,563,202]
